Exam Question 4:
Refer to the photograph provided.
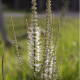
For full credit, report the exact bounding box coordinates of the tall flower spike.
[11,17,27,73]
[47,14,54,79]
[52,18,60,80]
[41,0,52,79]
[28,0,41,79]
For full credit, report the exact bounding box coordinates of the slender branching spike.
[55,48,64,80]
[10,17,27,73]
[55,18,60,49]
[26,18,29,35]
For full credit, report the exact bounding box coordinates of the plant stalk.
[2,53,4,80]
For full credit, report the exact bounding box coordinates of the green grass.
[0,16,79,80]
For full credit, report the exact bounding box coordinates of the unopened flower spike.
[11,16,27,74]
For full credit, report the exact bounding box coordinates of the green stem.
[2,53,4,80]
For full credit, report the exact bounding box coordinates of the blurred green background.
[0,15,79,80]
[0,0,79,80]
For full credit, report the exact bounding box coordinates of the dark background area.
[2,0,79,11]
